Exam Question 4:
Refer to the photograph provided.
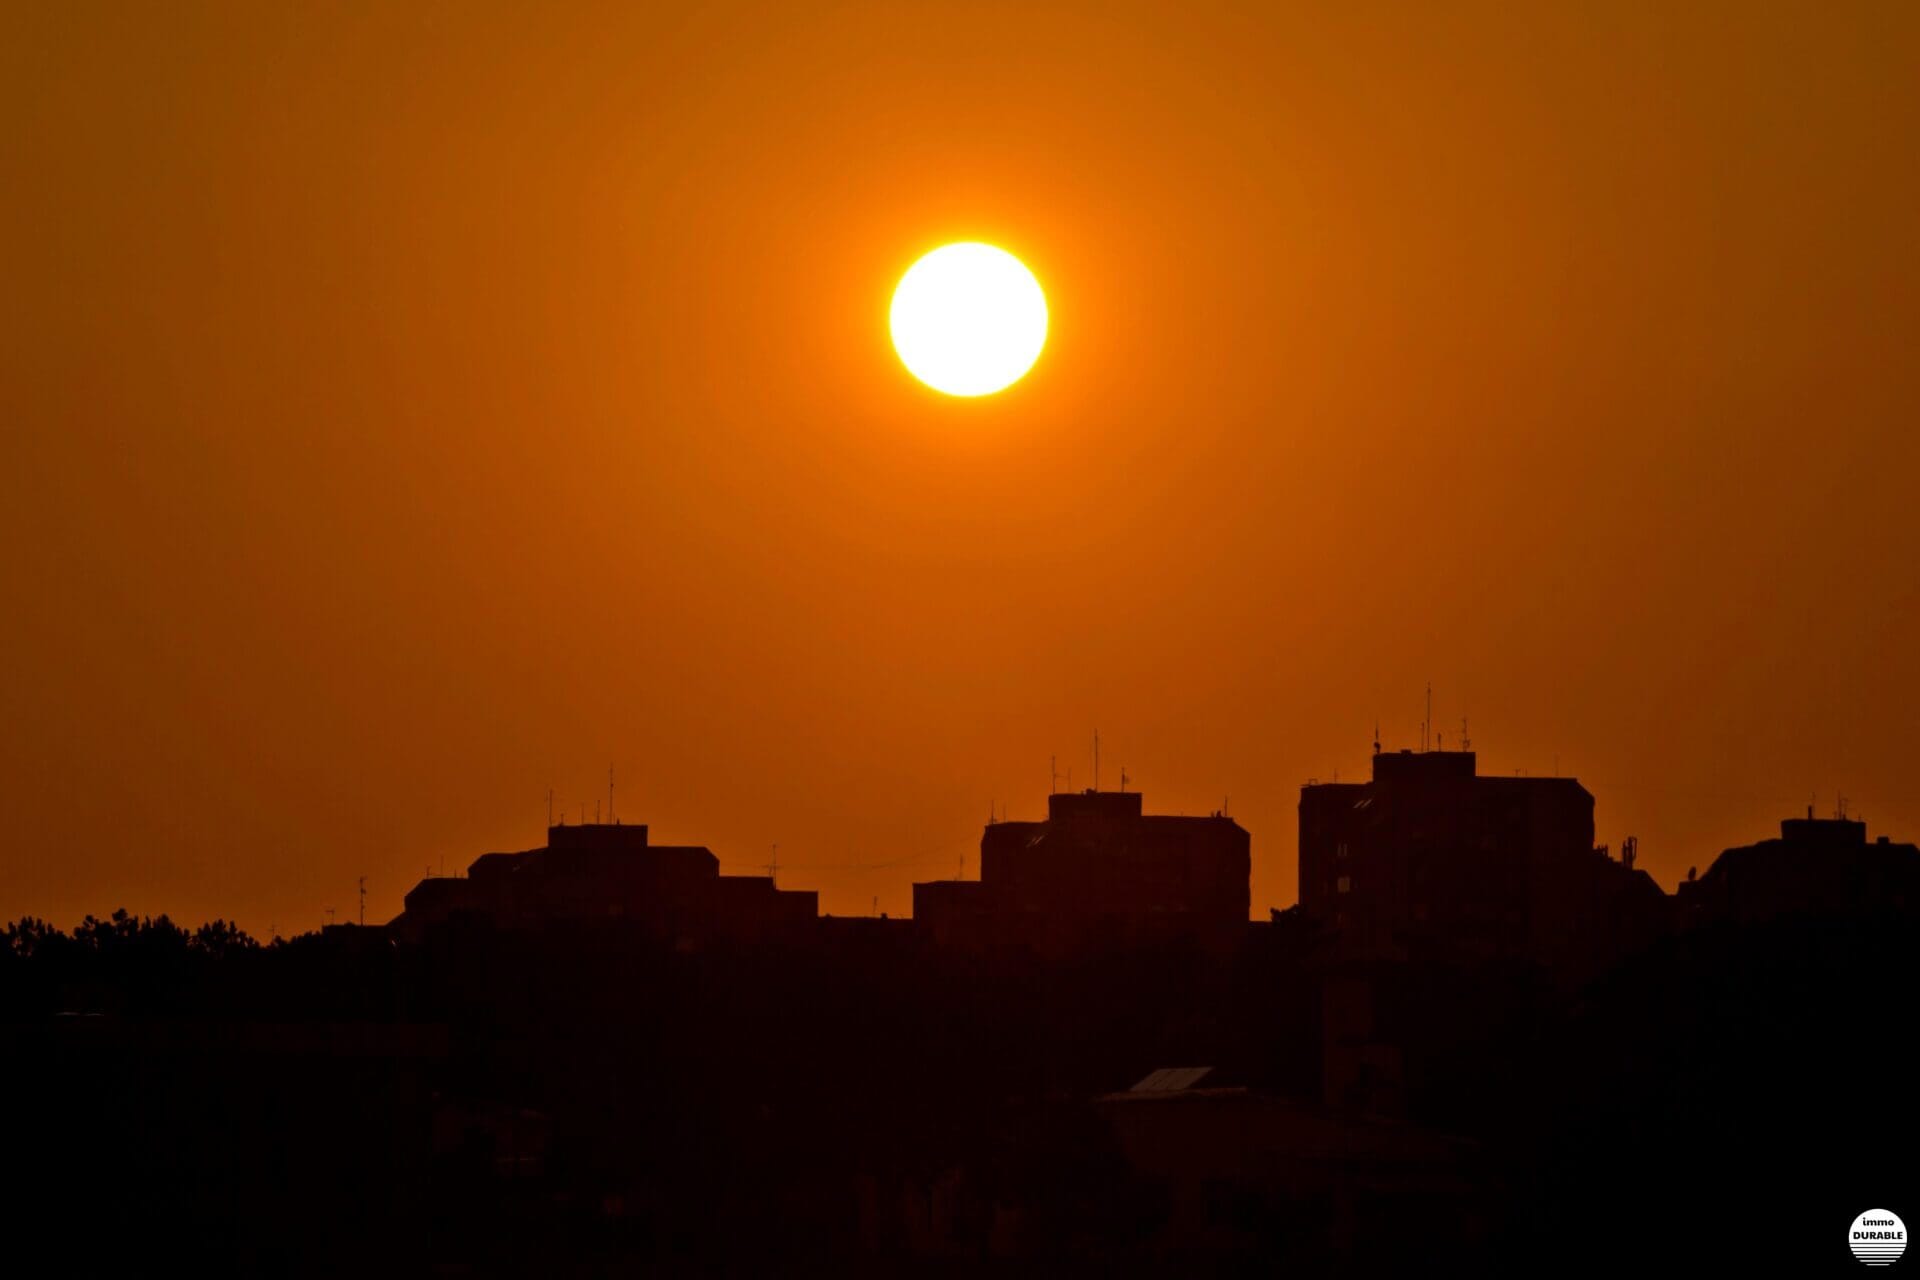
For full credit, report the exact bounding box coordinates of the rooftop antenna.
[1460,716,1471,752]
[764,843,779,887]
[958,854,966,880]
[357,876,366,927]
[324,907,336,929]
[1051,755,1063,795]
[1223,794,1230,817]
[1372,720,1381,755]
[1093,730,1100,792]
[1423,683,1432,752]
[1119,766,1129,793]
[608,765,614,824]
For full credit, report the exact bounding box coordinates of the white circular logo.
[1851,1209,1907,1266]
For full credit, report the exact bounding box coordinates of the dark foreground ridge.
[6,746,1917,1275]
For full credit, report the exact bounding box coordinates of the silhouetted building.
[1299,750,1666,973]
[1678,810,1920,925]
[389,822,816,943]
[912,790,1250,948]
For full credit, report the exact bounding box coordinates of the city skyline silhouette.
[6,730,1913,1272]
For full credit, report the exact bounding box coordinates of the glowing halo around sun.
[890,243,1048,396]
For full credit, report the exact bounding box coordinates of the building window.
[1336,841,1349,860]
[1336,875,1352,894]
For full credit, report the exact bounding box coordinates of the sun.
[890,243,1048,397]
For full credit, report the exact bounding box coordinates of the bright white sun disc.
[890,243,1047,396]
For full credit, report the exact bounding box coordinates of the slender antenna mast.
[608,765,614,824]
[1119,766,1130,793]
[1460,716,1470,752]
[1051,755,1061,795]
[1372,720,1381,755]
[764,843,779,887]
[357,876,366,927]
[1093,730,1100,792]
[1423,683,1432,752]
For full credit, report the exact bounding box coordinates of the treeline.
[0,908,403,1021]
[5,908,261,959]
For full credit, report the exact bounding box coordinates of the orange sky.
[2,2,1916,933]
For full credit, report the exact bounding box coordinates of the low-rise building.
[1679,810,1920,925]
[390,821,817,943]
[913,790,1250,948]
